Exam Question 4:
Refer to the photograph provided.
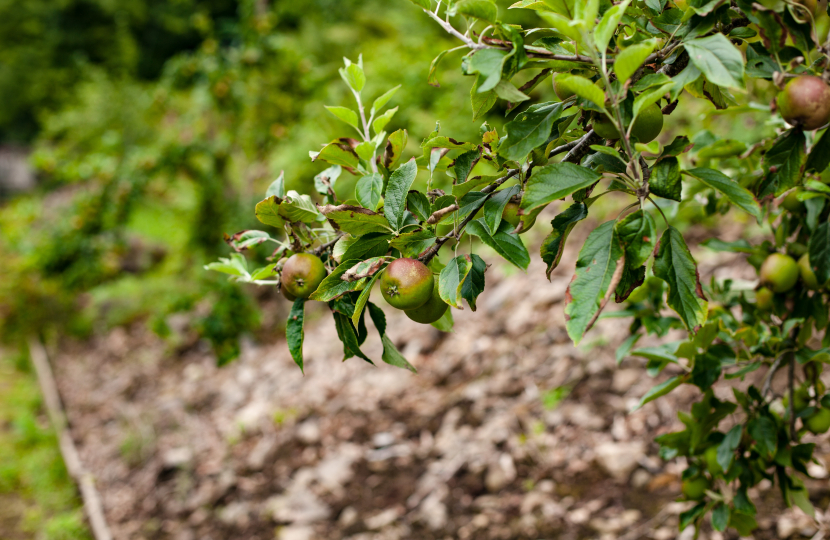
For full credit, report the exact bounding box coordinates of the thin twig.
[311,233,345,256]
[788,352,797,440]
[762,354,787,397]
[28,338,113,540]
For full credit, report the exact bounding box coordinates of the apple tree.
[208,0,830,534]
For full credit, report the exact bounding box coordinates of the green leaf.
[371,85,401,116]
[320,205,393,235]
[452,174,498,198]
[406,0,431,7]
[428,50,450,87]
[564,221,625,344]
[700,238,753,253]
[615,264,646,303]
[465,48,509,92]
[439,255,473,308]
[538,12,582,41]
[356,173,383,211]
[287,299,306,373]
[695,139,746,160]
[806,128,830,173]
[748,416,777,459]
[493,80,530,103]
[471,76,498,120]
[484,185,520,234]
[343,62,366,93]
[594,0,631,52]
[460,253,487,311]
[431,306,455,332]
[367,302,417,372]
[279,191,325,223]
[436,191,488,225]
[308,260,365,302]
[616,210,656,268]
[405,191,431,222]
[500,101,565,161]
[204,254,248,277]
[383,159,418,231]
[729,510,758,536]
[760,129,806,197]
[225,230,272,251]
[555,74,606,110]
[631,83,673,124]
[684,34,745,89]
[311,138,360,169]
[809,222,830,285]
[333,312,372,363]
[521,162,601,213]
[633,73,672,93]
[266,172,285,198]
[669,63,701,100]
[354,140,375,161]
[467,218,530,270]
[540,202,588,278]
[649,157,682,201]
[685,168,762,221]
[717,424,741,473]
[250,265,277,281]
[679,503,707,531]
[653,226,708,331]
[383,129,408,170]
[352,270,382,327]
[342,233,392,261]
[389,230,436,258]
[453,0,499,21]
[573,0,598,26]
[373,106,398,134]
[614,40,656,82]
[255,196,286,228]
[451,149,480,184]
[636,376,683,409]
[325,106,359,130]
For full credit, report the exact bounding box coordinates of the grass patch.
[0,348,91,540]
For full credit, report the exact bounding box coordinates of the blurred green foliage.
[0,0,502,361]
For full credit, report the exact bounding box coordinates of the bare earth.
[53,222,830,540]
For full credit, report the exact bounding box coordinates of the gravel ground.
[53,222,830,540]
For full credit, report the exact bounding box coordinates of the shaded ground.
[50,223,830,540]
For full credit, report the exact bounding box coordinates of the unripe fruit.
[281,283,297,302]
[592,104,664,143]
[682,477,709,500]
[405,284,448,324]
[704,446,723,475]
[777,75,830,130]
[760,253,799,293]
[805,407,830,434]
[756,287,774,311]
[380,258,434,310]
[781,190,804,212]
[502,201,537,234]
[552,74,575,101]
[281,253,327,299]
[799,254,821,289]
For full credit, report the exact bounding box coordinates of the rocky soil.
[53,222,830,540]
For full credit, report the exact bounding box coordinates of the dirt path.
[52,230,830,540]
